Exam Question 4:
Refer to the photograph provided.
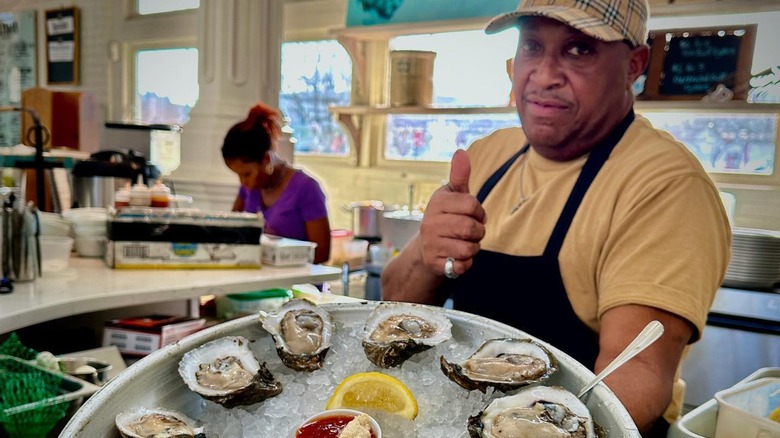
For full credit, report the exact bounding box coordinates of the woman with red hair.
[222,103,331,263]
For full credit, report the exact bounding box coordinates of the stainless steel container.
[70,150,159,209]
[1,201,39,282]
[343,201,398,241]
[61,302,640,437]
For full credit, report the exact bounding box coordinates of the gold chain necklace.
[510,153,529,214]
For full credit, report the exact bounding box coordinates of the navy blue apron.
[441,111,635,371]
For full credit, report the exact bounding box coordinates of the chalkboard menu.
[640,25,756,101]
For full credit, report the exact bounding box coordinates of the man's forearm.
[381,237,444,304]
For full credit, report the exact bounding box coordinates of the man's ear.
[627,44,650,86]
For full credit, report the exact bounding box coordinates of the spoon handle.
[577,320,665,398]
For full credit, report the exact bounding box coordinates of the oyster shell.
[441,338,557,392]
[178,336,282,408]
[260,298,334,371]
[115,407,205,438]
[467,385,596,438]
[362,303,452,368]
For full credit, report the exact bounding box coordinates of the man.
[381,0,731,435]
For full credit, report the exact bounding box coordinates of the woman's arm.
[231,195,244,212]
[305,216,331,264]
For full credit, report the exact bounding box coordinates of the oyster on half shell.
[178,335,282,408]
[362,303,452,368]
[467,385,596,438]
[260,298,334,371]
[441,338,557,393]
[115,407,205,438]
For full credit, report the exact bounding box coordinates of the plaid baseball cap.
[485,0,649,48]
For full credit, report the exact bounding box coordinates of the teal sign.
[346,0,518,27]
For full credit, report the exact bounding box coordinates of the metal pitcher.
[1,200,39,283]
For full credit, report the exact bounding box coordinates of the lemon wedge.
[769,406,780,423]
[326,372,418,420]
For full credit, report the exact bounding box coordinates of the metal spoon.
[577,320,665,398]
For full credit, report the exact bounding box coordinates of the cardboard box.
[102,315,206,356]
[261,235,316,266]
[107,241,262,269]
[107,208,264,269]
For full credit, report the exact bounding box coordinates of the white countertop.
[0,257,342,334]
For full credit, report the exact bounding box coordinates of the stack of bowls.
[62,208,109,257]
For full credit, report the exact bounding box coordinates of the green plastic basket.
[0,336,99,438]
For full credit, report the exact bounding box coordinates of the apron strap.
[544,110,636,257]
[476,144,530,204]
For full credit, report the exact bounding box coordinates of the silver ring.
[444,257,458,279]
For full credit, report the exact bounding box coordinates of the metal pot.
[342,201,398,241]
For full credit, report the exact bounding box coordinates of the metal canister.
[389,50,436,107]
[2,201,39,282]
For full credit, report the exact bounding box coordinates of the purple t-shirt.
[238,170,327,241]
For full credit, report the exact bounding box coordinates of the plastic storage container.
[669,367,780,438]
[224,288,293,318]
[39,236,74,273]
[714,377,780,438]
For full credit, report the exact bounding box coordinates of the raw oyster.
[178,336,282,408]
[441,338,557,392]
[362,303,452,368]
[467,385,596,438]
[115,407,205,438]
[260,298,334,371]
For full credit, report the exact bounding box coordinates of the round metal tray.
[60,301,640,437]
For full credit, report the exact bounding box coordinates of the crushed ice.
[196,313,504,438]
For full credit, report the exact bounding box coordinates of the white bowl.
[39,236,74,272]
[62,207,108,220]
[294,409,381,438]
[39,218,72,237]
[75,236,107,258]
[73,223,108,237]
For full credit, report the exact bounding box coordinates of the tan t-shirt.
[466,114,731,422]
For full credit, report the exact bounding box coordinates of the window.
[386,113,519,161]
[280,40,352,156]
[642,112,777,176]
[384,29,520,162]
[134,47,199,125]
[137,0,199,15]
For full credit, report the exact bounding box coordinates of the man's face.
[512,17,646,160]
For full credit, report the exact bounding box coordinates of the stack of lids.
[723,227,780,290]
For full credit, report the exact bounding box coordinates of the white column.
[170,0,283,187]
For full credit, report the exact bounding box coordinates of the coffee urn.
[70,150,160,209]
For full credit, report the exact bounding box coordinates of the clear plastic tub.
[669,367,780,438]
[39,236,74,273]
[714,377,780,438]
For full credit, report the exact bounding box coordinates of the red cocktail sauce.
[295,414,377,438]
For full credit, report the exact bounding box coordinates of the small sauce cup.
[294,409,381,438]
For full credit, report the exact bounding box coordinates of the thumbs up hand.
[418,149,487,278]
